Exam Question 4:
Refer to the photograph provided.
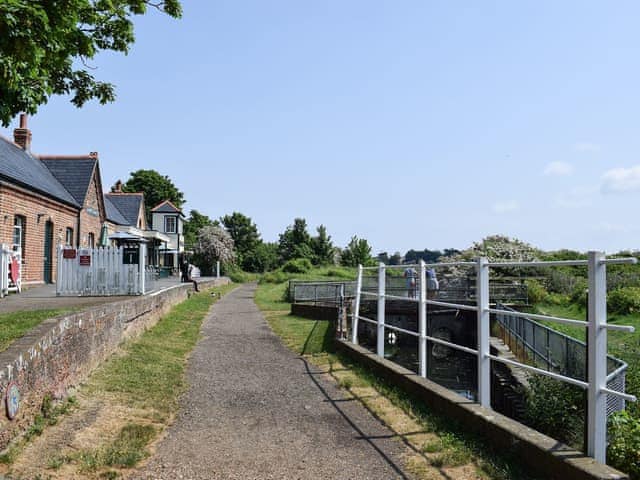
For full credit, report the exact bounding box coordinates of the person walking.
[404,266,417,298]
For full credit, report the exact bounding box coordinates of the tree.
[311,225,335,265]
[377,252,390,264]
[120,169,184,221]
[340,236,374,267]
[193,225,235,271]
[221,212,261,270]
[0,1,182,126]
[184,210,215,250]
[278,218,313,262]
[389,251,403,265]
[245,242,279,273]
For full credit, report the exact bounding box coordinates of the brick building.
[0,116,108,285]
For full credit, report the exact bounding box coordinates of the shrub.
[525,279,548,304]
[523,374,585,448]
[569,278,588,307]
[282,258,312,274]
[608,287,640,315]
[608,410,640,478]
[259,271,290,284]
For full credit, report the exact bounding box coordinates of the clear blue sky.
[3,1,640,255]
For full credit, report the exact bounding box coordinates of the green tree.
[389,251,403,265]
[120,169,185,221]
[278,218,313,262]
[0,1,182,126]
[220,212,261,270]
[244,242,279,273]
[311,225,335,265]
[183,210,215,250]
[377,252,390,264]
[341,236,374,267]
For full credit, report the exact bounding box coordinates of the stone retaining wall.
[0,279,228,450]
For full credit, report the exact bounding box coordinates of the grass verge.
[1,282,237,479]
[0,309,74,352]
[254,280,539,480]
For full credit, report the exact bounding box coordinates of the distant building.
[151,200,185,269]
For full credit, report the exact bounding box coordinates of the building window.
[65,227,74,246]
[87,233,95,248]
[13,216,25,258]
[165,216,176,233]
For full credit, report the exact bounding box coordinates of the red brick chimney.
[112,180,123,193]
[13,114,32,151]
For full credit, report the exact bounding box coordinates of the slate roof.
[151,200,183,215]
[0,136,79,206]
[104,195,130,225]
[40,157,97,205]
[104,193,144,226]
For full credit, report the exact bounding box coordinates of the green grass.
[0,309,73,352]
[1,283,237,474]
[254,278,538,480]
[86,283,237,418]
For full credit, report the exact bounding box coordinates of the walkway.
[0,277,217,314]
[132,283,412,480]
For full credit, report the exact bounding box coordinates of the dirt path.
[131,283,413,480]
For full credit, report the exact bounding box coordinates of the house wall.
[0,183,78,284]
[151,213,184,250]
[78,172,103,248]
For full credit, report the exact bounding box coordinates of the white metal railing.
[349,252,638,464]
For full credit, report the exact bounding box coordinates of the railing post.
[419,260,427,378]
[351,265,363,345]
[139,243,147,295]
[587,251,607,463]
[377,262,386,358]
[476,256,490,408]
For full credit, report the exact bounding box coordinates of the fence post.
[476,256,490,408]
[377,262,386,358]
[139,243,147,295]
[587,251,607,463]
[351,265,363,345]
[419,260,427,378]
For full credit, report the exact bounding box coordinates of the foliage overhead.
[0,0,182,126]
[120,169,185,221]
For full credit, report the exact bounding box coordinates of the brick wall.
[78,171,104,248]
[0,278,229,449]
[0,183,78,284]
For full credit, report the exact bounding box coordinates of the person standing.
[404,266,417,298]
[426,268,439,299]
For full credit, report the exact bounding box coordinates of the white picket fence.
[56,244,147,296]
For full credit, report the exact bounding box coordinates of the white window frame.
[165,216,177,234]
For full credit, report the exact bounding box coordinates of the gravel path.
[132,283,412,480]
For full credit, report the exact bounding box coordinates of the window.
[165,216,176,233]
[65,227,74,246]
[13,216,25,258]
[87,233,95,248]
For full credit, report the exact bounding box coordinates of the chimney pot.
[13,114,32,151]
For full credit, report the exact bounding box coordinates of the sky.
[3,1,640,255]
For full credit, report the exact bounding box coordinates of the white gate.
[56,244,147,296]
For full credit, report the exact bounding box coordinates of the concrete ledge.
[335,339,628,480]
[291,303,338,321]
[0,278,229,450]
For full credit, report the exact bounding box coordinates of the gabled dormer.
[151,200,184,236]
